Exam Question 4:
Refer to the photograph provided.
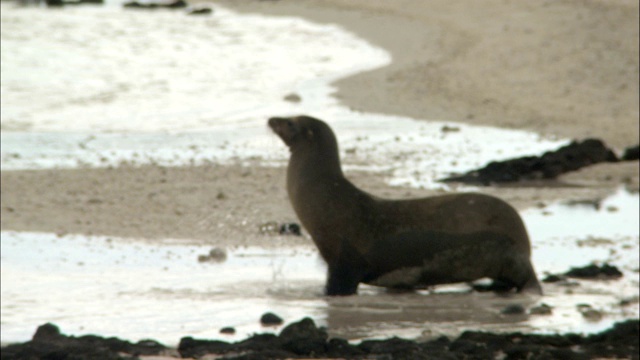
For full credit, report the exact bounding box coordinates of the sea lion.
[269,115,542,296]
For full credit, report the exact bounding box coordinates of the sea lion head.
[268,115,338,153]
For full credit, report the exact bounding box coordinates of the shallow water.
[2,189,638,346]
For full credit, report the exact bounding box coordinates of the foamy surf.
[1,1,568,189]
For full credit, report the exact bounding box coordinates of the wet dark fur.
[269,115,542,296]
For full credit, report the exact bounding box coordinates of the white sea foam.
[0,1,568,188]
[1,2,387,132]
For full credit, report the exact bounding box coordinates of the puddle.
[525,187,640,274]
[2,189,638,346]
[0,233,327,345]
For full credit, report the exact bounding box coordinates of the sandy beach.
[218,0,639,148]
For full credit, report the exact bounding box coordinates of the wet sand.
[1,162,638,246]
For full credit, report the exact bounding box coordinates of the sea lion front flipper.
[325,261,361,296]
[324,239,369,296]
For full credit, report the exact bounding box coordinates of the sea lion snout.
[268,117,298,146]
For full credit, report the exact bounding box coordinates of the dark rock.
[32,323,64,342]
[47,0,104,5]
[260,312,284,326]
[3,319,639,360]
[530,303,553,315]
[419,336,456,360]
[326,337,365,357]
[123,0,187,9]
[236,333,281,352]
[441,138,619,185]
[123,1,153,8]
[358,337,424,359]
[443,321,639,360]
[279,222,301,236]
[501,304,526,315]
[622,144,639,161]
[449,337,493,357]
[565,263,623,279]
[178,336,231,358]
[542,274,565,283]
[187,6,212,15]
[197,247,227,263]
[584,320,639,358]
[578,305,603,321]
[441,125,460,133]
[283,93,302,103]
[164,0,186,7]
[2,323,168,360]
[278,317,327,355]
[260,221,301,235]
[219,327,235,335]
[178,333,288,359]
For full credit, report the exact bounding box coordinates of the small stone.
[260,312,284,326]
[542,274,565,283]
[279,317,327,355]
[33,323,63,342]
[197,247,227,263]
[500,304,526,315]
[619,295,639,307]
[279,223,301,236]
[187,6,212,15]
[577,304,603,321]
[565,263,623,279]
[441,125,460,133]
[529,303,553,315]
[283,93,302,103]
[219,327,235,335]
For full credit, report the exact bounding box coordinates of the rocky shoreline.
[2,318,638,360]
[441,139,638,185]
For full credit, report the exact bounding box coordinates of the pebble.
[260,312,284,326]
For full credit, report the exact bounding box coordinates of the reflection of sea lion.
[269,115,542,296]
